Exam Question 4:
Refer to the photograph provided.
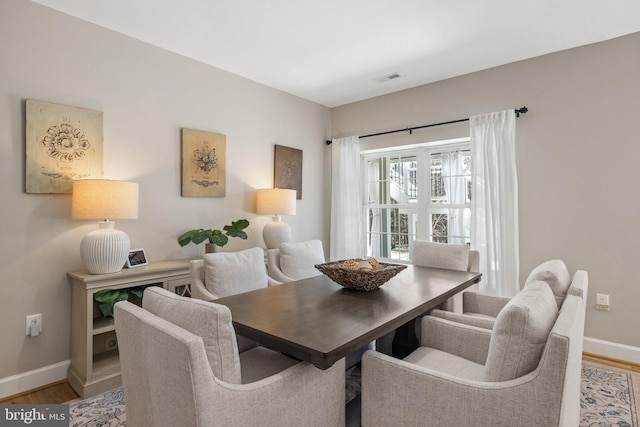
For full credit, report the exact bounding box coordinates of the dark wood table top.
[215,265,481,369]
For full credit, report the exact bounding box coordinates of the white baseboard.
[0,360,69,399]
[584,337,640,364]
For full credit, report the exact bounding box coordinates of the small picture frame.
[126,248,148,268]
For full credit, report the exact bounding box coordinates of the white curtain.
[470,110,519,297]
[367,159,381,258]
[441,150,466,244]
[330,136,364,260]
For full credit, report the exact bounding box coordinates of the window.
[363,139,471,261]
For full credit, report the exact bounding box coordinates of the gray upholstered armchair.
[115,287,345,427]
[413,240,479,312]
[377,240,481,355]
[266,239,325,285]
[190,247,280,302]
[361,275,588,427]
[431,259,585,330]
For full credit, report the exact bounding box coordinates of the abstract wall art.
[274,144,302,199]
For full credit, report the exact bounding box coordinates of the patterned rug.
[581,361,639,426]
[66,362,638,426]
[67,387,126,426]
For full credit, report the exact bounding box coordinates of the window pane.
[429,208,470,244]
[430,150,471,205]
[366,207,416,260]
[389,155,417,204]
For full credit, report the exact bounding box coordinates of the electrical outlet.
[596,294,610,311]
[26,313,42,336]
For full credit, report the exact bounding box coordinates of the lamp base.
[263,215,291,249]
[80,221,130,274]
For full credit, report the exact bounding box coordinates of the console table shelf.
[67,259,192,398]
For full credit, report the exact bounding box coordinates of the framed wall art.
[181,128,226,197]
[274,144,302,199]
[25,99,103,194]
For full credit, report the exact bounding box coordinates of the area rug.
[67,387,126,427]
[581,361,639,427]
[66,362,638,426]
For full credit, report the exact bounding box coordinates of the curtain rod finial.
[515,106,528,117]
[325,140,332,145]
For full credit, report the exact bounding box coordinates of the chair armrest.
[266,249,296,284]
[420,316,492,365]
[362,351,555,427]
[213,358,345,426]
[429,309,497,330]
[267,276,283,286]
[189,259,220,301]
[468,250,480,272]
[462,291,511,317]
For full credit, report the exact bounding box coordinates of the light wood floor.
[0,379,78,404]
[1,353,639,404]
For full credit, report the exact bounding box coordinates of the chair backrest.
[115,300,219,427]
[412,240,477,272]
[484,280,558,382]
[267,239,325,282]
[525,259,571,295]
[201,247,268,298]
[142,287,242,383]
[524,259,572,307]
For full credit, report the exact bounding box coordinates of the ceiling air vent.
[373,72,402,83]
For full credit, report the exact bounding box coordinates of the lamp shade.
[72,180,139,220]
[256,188,296,216]
[72,180,139,274]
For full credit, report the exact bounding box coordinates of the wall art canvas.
[25,100,103,194]
[181,128,226,197]
[274,144,302,199]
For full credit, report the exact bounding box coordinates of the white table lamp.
[72,179,139,274]
[256,188,296,249]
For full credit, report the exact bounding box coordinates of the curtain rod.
[325,106,528,145]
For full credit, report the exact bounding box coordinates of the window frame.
[361,138,471,262]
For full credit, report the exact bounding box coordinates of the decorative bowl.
[315,259,407,291]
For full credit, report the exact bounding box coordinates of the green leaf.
[96,291,129,317]
[94,289,121,304]
[177,229,204,247]
[224,219,249,239]
[98,302,114,317]
[209,233,229,247]
[191,230,212,244]
[128,288,144,299]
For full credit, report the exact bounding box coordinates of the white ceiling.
[32,0,640,107]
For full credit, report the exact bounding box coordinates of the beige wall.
[332,32,640,349]
[0,1,331,381]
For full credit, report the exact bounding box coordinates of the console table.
[67,259,192,398]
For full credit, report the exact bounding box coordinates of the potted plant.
[178,219,249,252]
[94,288,144,317]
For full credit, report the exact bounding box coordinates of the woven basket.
[315,260,407,291]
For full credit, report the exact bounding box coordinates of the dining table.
[215,264,482,370]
